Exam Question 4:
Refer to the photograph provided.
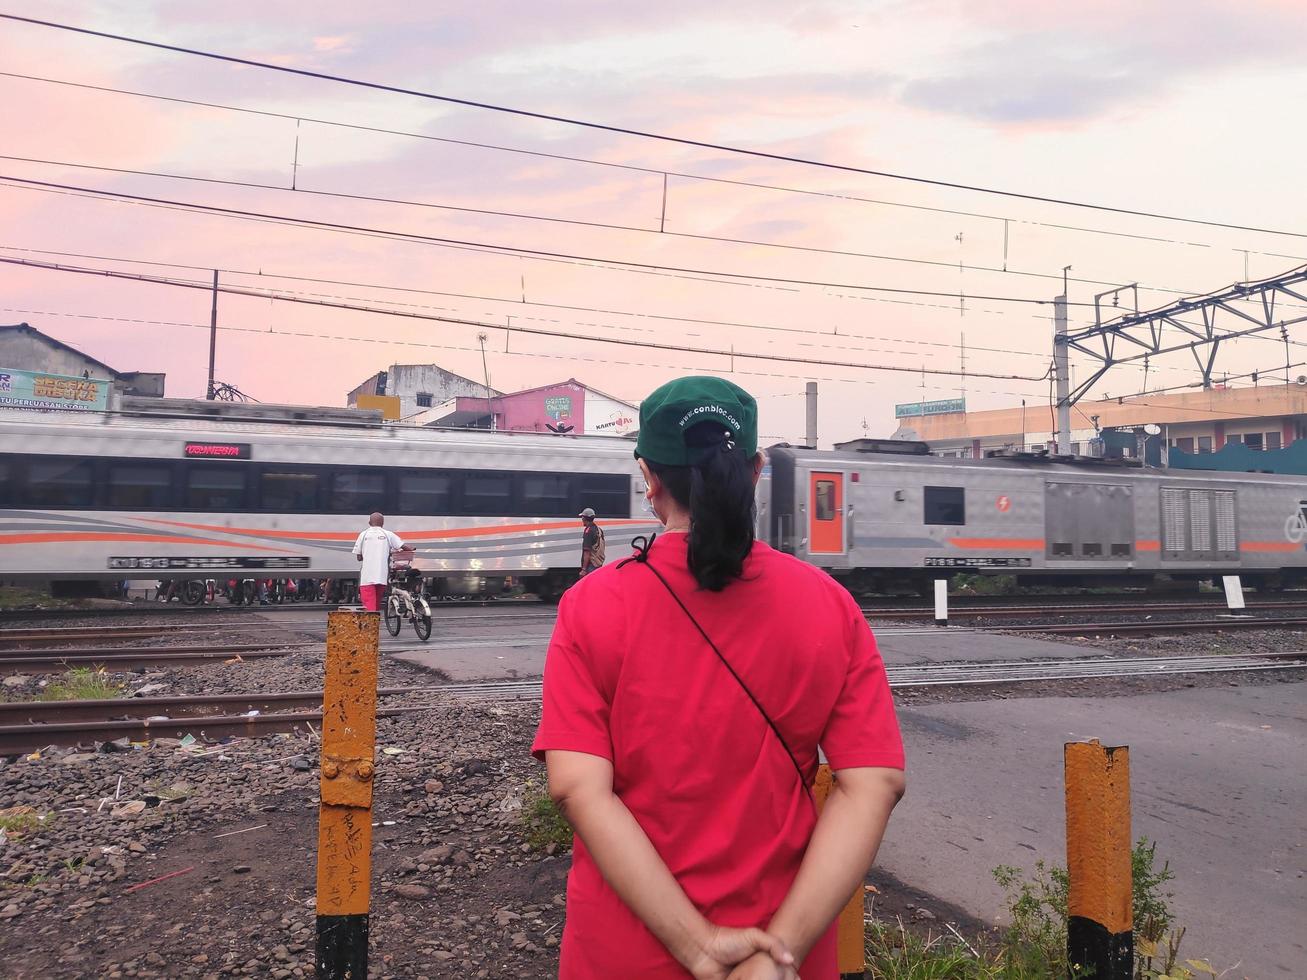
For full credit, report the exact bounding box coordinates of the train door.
[809,471,845,554]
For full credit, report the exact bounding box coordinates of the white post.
[1221,575,1245,611]
[934,579,949,626]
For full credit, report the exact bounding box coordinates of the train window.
[463,472,512,515]
[186,465,247,510]
[28,458,94,507]
[0,458,9,506]
[578,475,631,519]
[330,470,386,514]
[924,486,965,525]
[398,473,453,514]
[260,469,320,512]
[106,464,174,509]
[522,475,572,516]
[814,480,836,521]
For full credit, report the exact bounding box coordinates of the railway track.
[4,651,1303,754]
[862,599,1307,620]
[0,644,310,673]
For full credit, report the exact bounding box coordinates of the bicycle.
[384,552,432,641]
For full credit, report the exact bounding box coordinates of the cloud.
[896,0,1307,125]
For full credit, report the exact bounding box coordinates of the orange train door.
[809,471,844,554]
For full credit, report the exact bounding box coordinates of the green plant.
[520,779,573,852]
[992,859,1074,976]
[39,666,124,701]
[0,808,53,837]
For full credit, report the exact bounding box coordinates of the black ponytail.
[646,423,756,591]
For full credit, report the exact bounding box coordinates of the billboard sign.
[894,398,965,419]
[544,396,573,421]
[0,368,110,412]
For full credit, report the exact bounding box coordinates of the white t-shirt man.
[352,525,405,587]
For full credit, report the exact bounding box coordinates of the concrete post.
[316,611,380,979]
[805,382,818,449]
[1065,739,1133,979]
[1054,295,1071,454]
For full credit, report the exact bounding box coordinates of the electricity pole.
[1054,267,1071,453]
[206,270,219,400]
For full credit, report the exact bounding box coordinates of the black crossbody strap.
[620,535,814,803]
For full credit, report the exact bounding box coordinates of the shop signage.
[895,398,966,419]
[0,368,110,412]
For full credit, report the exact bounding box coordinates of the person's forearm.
[767,775,901,962]
[557,788,711,968]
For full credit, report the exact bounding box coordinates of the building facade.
[894,382,1307,462]
[0,323,165,400]
[415,378,638,437]
[346,363,497,421]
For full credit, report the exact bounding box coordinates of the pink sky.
[1,2,1305,443]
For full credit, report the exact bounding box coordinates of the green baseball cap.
[634,376,758,466]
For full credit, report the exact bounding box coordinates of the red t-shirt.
[531,533,904,979]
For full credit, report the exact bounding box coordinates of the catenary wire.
[4,70,1304,263]
[0,256,1052,382]
[8,153,1304,311]
[0,174,1093,306]
[3,13,1304,240]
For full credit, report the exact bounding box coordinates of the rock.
[452,850,472,866]
[145,952,165,966]
[127,843,146,854]
[2,675,30,688]
[424,780,444,794]
[914,908,937,922]
[233,865,252,874]
[99,738,134,754]
[420,846,454,865]
[393,883,431,901]
[288,757,311,772]
[59,753,99,765]
[111,801,147,818]
[494,909,521,927]
[132,684,168,697]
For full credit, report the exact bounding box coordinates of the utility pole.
[1054,267,1071,454]
[805,382,818,449]
[477,333,495,431]
[206,270,219,400]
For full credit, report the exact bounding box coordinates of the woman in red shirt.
[533,376,905,979]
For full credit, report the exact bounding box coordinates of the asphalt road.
[269,606,1305,975]
[878,680,1306,978]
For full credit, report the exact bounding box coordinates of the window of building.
[28,458,94,507]
[1226,434,1243,446]
[260,469,320,512]
[185,465,246,510]
[1267,431,1282,451]
[1070,442,1081,455]
[398,473,453,514]
[1244,433,1263,451]
[415,392,433,408]
[924,486,965,525]
[1197,436,1213,453]
[814,480,836,521]
[330,470,386,513]
[1175,437,1195,454]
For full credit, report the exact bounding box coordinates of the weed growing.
[520,780,573,852]
[38,666,124,701]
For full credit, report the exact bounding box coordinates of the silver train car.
[3,410,1304,597]
[764,441,1307,594]
[0,408,659,600]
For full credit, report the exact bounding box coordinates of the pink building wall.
[494,381,586,432]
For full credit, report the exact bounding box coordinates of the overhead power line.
[10,153,1303,312]
[0,255,1052,382]
[4,70,1303,263]
[0,174,1089,306]
[3,12,1304,240]
[4,304,1060,403]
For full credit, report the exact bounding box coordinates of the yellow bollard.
[316,611,380,980]
[813,764,866,979]
[1065,739,1133,979]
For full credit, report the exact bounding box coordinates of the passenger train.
[1,408,1305,598]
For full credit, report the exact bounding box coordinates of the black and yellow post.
[1065,739,1133,979]
[813,765,866,980]
[316,611,380,980]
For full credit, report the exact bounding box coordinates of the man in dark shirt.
[579,508,605,576]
